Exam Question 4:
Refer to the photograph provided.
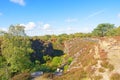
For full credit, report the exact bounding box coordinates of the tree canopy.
[8,24,26,36]
[92,23,115,37]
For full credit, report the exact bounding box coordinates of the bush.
[110,73,120,80]
[101,61,114,71]
[32,64,52,72]
[101,61,109,68]
[93,75,103,80]
[108,64,114,71]
[99,68,105,72]
[67,57,73,65]
[51,57,62,67]
[64,65,69,72]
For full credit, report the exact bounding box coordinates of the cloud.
[86,10,104,20]
[43,24,50,30]
[118,13,120,18]
[20,22,36,30]
[42,24,52,31]
[65,18,78,23]
[10,0,25,6]
[0,12,3,16]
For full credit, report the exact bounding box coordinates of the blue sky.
[0,0,120,36]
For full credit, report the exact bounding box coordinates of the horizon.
[0,0,120,36]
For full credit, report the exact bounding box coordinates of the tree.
[1,36,33,74]
[0,30,7,36]
[106,26,120,36]
[8,24,26,36]
[92,23,115,37]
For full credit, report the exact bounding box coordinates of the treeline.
[36,23,120,42]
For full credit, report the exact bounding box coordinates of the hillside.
[54,37,120,80]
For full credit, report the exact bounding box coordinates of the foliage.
[43,55,52,62]
[32,64,52,72]
[101,61,114,71]
[0,56,10,80]
[51,57,62,67]
[67,57,73,65]
[64,65,69,72]
[8,24,26,36]
[92,23,115,37]
[107,26,120,36]
[1,36,33,74]
[93,75,103,80]
[98,68,105,72]
[110,73,120,80]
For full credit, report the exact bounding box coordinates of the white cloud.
[65,18,78,23]
[42,24,52,31]
[20,22,36,30]
[0,12,3,16]
[10,0,25,6]
[43,24,50,30]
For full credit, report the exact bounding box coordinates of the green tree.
[106,26,120,36]
[1,36,33,74]
[0,56,10,80]
[0,30,7,36]
[8,24,26,36]
[92,23,115,37]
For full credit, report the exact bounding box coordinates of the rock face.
[30,39,54,62]
[55,37,120,80]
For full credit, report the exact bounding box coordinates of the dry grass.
[110,73,120,80]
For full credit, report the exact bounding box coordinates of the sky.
[0,0,120,36]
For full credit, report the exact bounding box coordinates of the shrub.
[101,61,114,71]
[101,61,109,68]
[110,73,120,80]
[108,64,114,71]
[67,57,73,65]
[99,68,105,72]
[93,75,103,80]
[64,65,69,72]
[51,57,62,67]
